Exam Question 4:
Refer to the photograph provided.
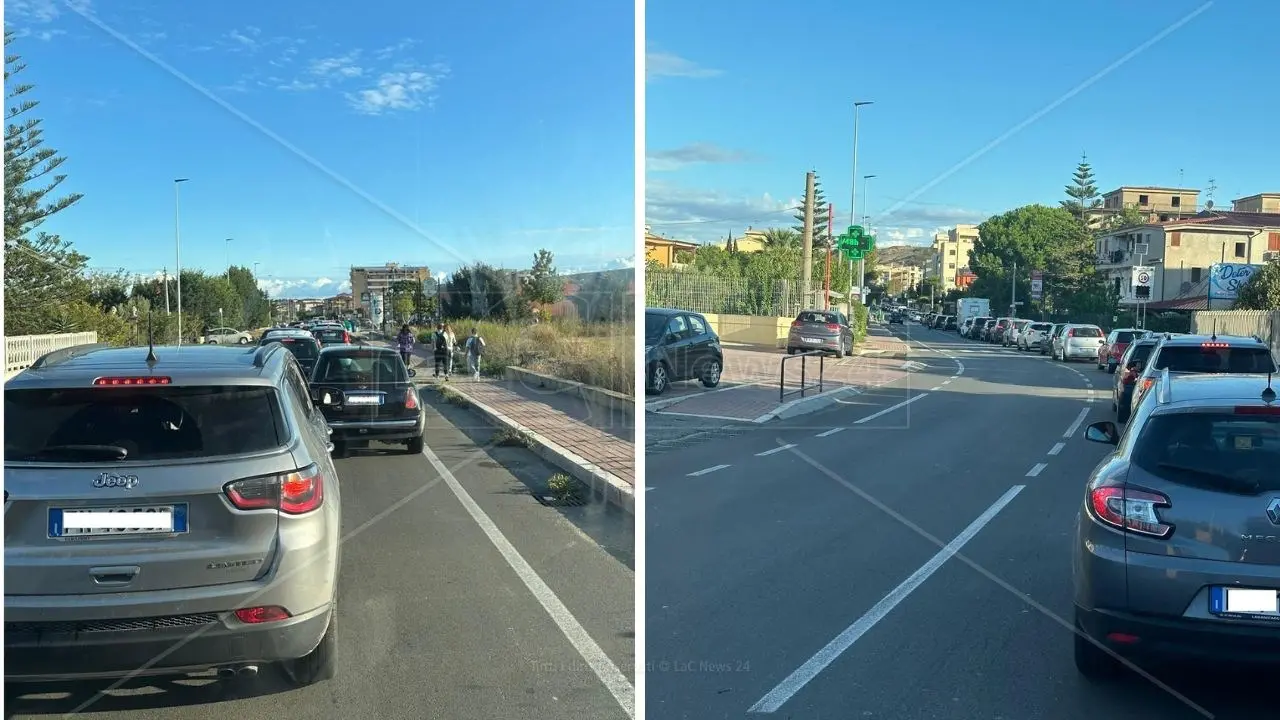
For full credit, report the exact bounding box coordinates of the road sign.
[1131,265,1155,289]
[1031,270,1044,300]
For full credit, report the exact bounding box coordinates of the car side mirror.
[407,368,417,377]
[1084,421,1120,445]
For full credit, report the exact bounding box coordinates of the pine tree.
[793,173,832,247]
[1061,153,1102,229]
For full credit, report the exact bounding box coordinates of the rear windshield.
[314,352,408,383]
[796,311,838,324]
[1070,326,1103,338]
[1113,330,1139,344]
[1030,323,1052,332]
[265,337,319,360]
[314,329,347,344]
[1154,345,1277,374]
[1133,412,1280,493]
[1127,342,1157,366]
[4,386,286,462]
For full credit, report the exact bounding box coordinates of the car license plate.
[48,505,189,538]
[802,337,822,344]
[1209,586,1280,620]
[345,394,382,405]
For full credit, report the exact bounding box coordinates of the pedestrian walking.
[395,324,415,368]
[431,323,451,378]
[441,323,457,379]
[464,326,486,378]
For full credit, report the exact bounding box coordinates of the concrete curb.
[425,381,634,515]
[753,384,864,423]
[503,366,635,417]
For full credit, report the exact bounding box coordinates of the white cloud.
[646,181,798,242]
[309,52,364,81]
[225,26,262,51]
[258,277,352,299]
[647,143,753,172]
[346,65,449,115]
[646,50,722,81]
[6,0,92,23]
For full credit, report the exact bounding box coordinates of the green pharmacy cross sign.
[836,225,875,261]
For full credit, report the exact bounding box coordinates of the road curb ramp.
[423,381,635,516]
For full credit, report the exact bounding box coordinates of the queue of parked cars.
[3,320,425,685]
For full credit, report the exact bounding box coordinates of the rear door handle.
[90,565,140,585]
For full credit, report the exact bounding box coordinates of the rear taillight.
[404,387,418,410]
[94,376,172,386]
[1067,329,1076,337]
[224,464,324,515]
[791,320,801,327]
[234,606,292,624]
[1089,486,1173,538]
[825,323,840,331]
[1140,377,1154,394]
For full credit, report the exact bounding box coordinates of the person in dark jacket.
[395,325,415,367]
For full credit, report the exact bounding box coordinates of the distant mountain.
[877,245,933,267]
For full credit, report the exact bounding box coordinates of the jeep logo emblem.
[93,473,138,489]
[1267,498,1280,526]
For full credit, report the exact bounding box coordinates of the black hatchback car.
[308,345,425,457]
[259,329,322,377]
[645,307,724,395]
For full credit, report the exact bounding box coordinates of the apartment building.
[876,263,924,295]
[929,224,980,292]
[1100,186,1200,222]
[349,263,432,304]
[1094,209,1280,308]
[1232,193,1280,213]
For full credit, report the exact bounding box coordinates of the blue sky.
[6,0,635,298]
[646,0,1280,247]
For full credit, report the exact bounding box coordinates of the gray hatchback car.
[1073,370,1280,678]
[4,341,342,685]
[786,309,855,357]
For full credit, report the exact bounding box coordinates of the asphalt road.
[646,322,1272,720]
[7,393,635,720]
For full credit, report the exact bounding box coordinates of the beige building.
[1094,210,1280,308]
[876,263,924,295]
[349,263,432,305]
[929,224,980,292]
[1100,186,1200,222]
[1232,193,1280,213]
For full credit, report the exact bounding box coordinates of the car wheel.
[835,343,846,359]
[1073,622,1125,681]
[279,611,337,687]
[238,337,249,345]
[699,358,722,388]
[647,362,670,396]
[207,340,218,345]
[406,435,424,454]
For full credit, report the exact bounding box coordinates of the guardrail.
[6,332,99,374]
[779,350,826,402]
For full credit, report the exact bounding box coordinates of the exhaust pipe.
[217,664,260,679]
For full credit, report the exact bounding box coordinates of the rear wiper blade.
[1156,462,1259,492]
[20,445,130,461]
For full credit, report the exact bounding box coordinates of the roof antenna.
[145,310,158,368]
[1211,317,1218,341]
[1264,372,1276,404]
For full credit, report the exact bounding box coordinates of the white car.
[200,327,254,345]
[1018,321,1054,351]
[1052,324,1106,362]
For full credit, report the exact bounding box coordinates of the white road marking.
[748,485,1027,713]
[816,428,845,437]
[1026,463,1048,477]
[756,444,797,457]
[854,393,929,424]
[941,379,953,385]
[658,410,754,422]
[1048,442,1065,456]
[930,386,943,392]
[421,446,635,718]
[687,464,730,477]
[1063,407,1091,438]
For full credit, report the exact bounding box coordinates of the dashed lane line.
[1063,407,1091,438]
[816,428,845,437]
[1026,462,1048,477]
[687,464,730,477]
[1048,442,1065,456]
[756,444,796,457]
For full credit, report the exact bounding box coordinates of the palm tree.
[761,228,801,248]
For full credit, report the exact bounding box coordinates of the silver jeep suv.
[4,341,342,685]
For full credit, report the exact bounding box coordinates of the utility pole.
[801,171,816,309]
[824,202,834,310]
[848,100,874,312]
[1010,260,1017,317]
[174,178,189,345]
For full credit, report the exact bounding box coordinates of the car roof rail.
[253,342,282,368]
[1157,367,1172,404]
[29,342,114,370]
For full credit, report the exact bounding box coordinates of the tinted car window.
[1029,323,1052,332]
[1127,342,1158,367]
[1132,412,1280,492]
[687,315,708,335]
[265,337,320,361]
[4,386,286,462]
[668,315,689,337]
[645,312,669,343]
[1113,330,1139,344]
[797,311,838,324]
[315,351,408,383]
[313,329,347,344]
[1154,346,1277,373]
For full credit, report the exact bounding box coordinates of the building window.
[1191,267,1203,283]
[1269,232,1280,252]
[1138,194,1149,205]
[1170,231,1181,247]
[1236,242,1246,258]
[948,250,955,255]
[1114,277,1122,295]
[1171,196,1180,207]
[948,263,955,269]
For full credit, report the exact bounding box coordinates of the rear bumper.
[788,336,840,352]
[328,415,424,441]
[5,603,332,681]
[1076,605,1280,666]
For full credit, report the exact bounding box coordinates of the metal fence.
[5,332,99,374]
[1192,310,1280,356]
[646,268,817,317]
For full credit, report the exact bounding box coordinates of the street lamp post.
[848,101,873,310]
[174,178,189,346]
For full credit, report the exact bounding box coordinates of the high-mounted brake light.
[1234,406,1280,416]
[1089,486,1173,538]
[224,464,324,515]
[1201,342,1229,349]
[404,387,419,410]
[94,376,171,386]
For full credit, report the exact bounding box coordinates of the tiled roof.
[1164,210,1280,229]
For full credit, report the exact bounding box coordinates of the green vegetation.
[491,427,532,447]
[1233,262,1280,311]
[4,33,273,343]
[547,472,583,502]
